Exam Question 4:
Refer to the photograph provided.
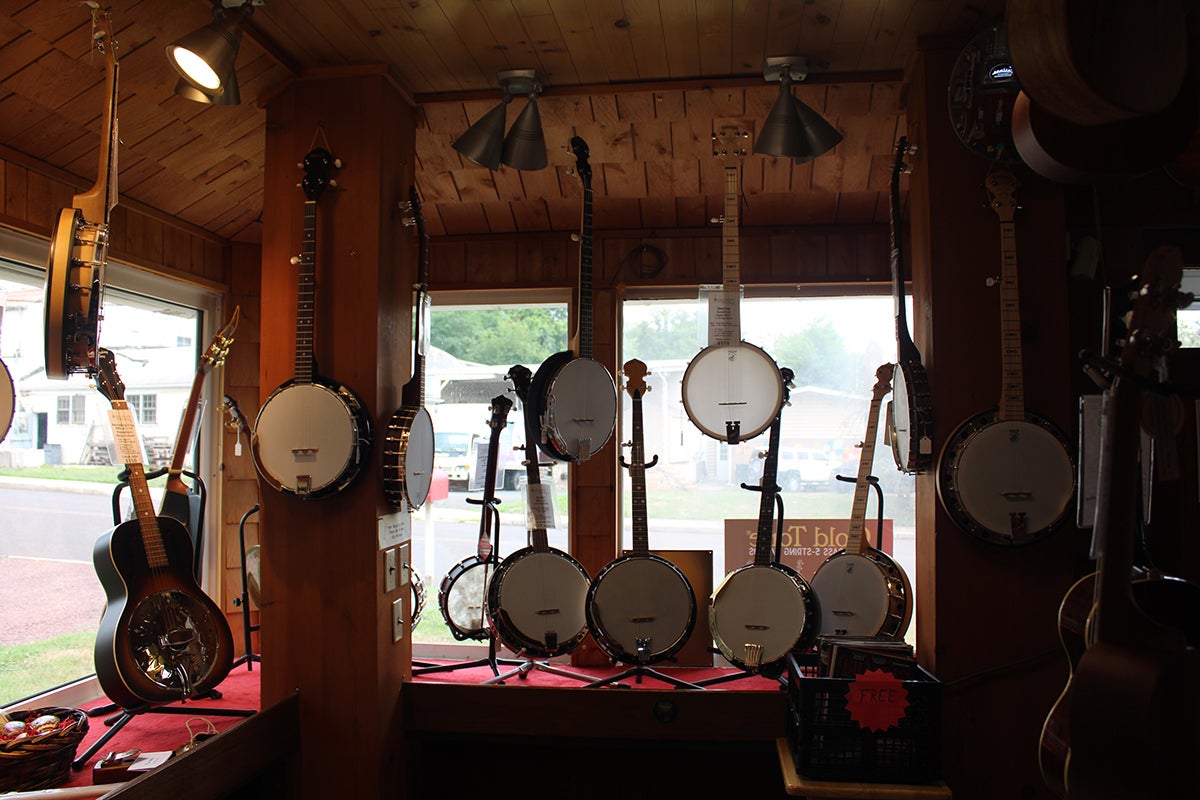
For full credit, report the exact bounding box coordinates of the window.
[0,228,222,708]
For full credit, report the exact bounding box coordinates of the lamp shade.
[174,67,240,105]
[501,96,547,170]
[792,97,843,163]
[754,84,808,158]
[166,12,244,95]
[452,100,509,170]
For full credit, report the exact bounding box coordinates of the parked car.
[776,448,834,491]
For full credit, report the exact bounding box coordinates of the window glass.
[0,254,213,707]
[620,295,918,647]
[410,298,570,656]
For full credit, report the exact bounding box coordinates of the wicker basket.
[0,707,89,791]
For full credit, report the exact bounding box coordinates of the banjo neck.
[512,366,551,554]
[476,395,512,561]
[889,137,920,365]
[622,359,655,555]
[294,200,319,383]
[403,186,430,407]
[569,136,594,360]
[74,9,119,226]
[712,126,747,348]
[847,365,894,555]
[752,367,793,566]
[986,165,1026,422]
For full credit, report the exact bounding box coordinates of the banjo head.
[543,357,617,462]
[710,563,817,670]
[889,361,934,474]
[682,342,783,443]
[383,406,435,509]
[938,411,1076,545]
[810,551,911,640]
[489,548,590,657]
[252,380,370,499]
[0,359,13,444]
[438,557,493,641]
[586,554,696,665]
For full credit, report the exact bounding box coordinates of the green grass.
[0,631,94,707]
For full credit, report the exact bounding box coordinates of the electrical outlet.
[392,597,405,642]
[384,547,397,593]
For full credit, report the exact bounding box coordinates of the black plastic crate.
[786,652,941,784]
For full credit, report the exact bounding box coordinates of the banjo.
[936,164,1075,545]
[810,363,913,640]
[44,5,119,380]
[681,126,783,444]
[487,365,591,658]
[437,394,511,641]
[525,136,617,463]
[586,359,696,665]
[0,305,12,443]
[709,367,819,673]
[251,147,373,499]
[382,186,436,510]
[884,137,934,474]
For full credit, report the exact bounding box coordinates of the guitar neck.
[847,393,887,554]
[753,409,784,566]
[577,178,594,360]
[163,365,207,499]
[111,400,169,570]
[629,391,650,554]
[295,200,318,382]
[997,220,1026,421]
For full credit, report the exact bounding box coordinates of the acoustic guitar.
[586,359,696,666]
[709,367,818,673]
[883,137,933,474]
[251,147,373,499]
[487,365,591,658]
[681,126,783,445]
[383,186,436,510]
[92,348,233,708]
[525,136,617,463]
[936,164,1076,546]
[44,6,119,380]
[810,363,912,640]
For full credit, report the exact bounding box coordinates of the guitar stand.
[231,504,262,671]
[482,654,597,686]
[584,661,704,691]
[73,700,255,770]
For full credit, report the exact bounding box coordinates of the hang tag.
[525,483,557,530]
[107,407,143,465]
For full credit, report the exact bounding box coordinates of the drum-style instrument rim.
[710,562,817,667]
[0,358,13,443]
[681,341,783,442]
[586,552,697,663]
[488,545,591,657]
[543,356,617,452]
[384,405,435,509]
[810,549,912,639]
[438,555,494,641]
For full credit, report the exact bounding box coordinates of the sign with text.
[723,519,895,579]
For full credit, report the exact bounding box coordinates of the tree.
[623,308,699,360]
[432,307,567,364]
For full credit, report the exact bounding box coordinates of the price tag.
[525,483,557,530]
[107,408,143,465]
[707,293,740,347]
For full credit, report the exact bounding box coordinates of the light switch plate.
[392,597,405,642]
[384,547,397,593]
[398,542,411,584]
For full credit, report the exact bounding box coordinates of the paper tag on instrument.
[417,292,431,357]
[525,482,557,530]
[377,510,411,550]
[107,408,143,465]
[700,284,741,347]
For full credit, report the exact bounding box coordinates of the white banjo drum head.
[942,416,1075,542]
[245,544,262,609]
[493,550,589,652]
[710,564,813,668]
[440,559,492,640]
[403,407,435,508]
[891,367,916,467]
[682,343,783,443]
[0,360,13,444]
[810,553,892,638]
[587,555,695,662]
[252,383,360,496]
[544,357,617,460]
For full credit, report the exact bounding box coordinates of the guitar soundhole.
[128,590,225,694]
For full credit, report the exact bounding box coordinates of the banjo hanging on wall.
[251,146,373,499]
[681,126,783,445]
[44,5,119,380]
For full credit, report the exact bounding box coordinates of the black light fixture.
[754,56,843,163]
[453,70,547,171]
[167,1,257,102]
[174,69,240,106]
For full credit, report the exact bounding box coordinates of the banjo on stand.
[884,137,934,474]
[44,5,119,380]
[810,363,913,640]
[682,126,783,445]
[526,136,617,463]
[251,147,373,499]
[487,365,591,659]
[383,186,436,510]
[437,395,512,641]
[936,164,1076,545]
[586,359,697,673]
[709,368,818,674]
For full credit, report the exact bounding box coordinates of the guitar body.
[252,378,372,498]
[709,563,817,673]
[587,553,696,665]
[0,358,13,443]
[383,405,434,509]
[810,550,912,639]
[93,515,233,708]
[488,547,590,658]
[44,206,107,379]
[530,353,616,462]
[438,556,493,641]
[681,342,783,443]
[937,410,1075,545]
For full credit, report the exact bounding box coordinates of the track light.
[167,1,256,102]
[173,68,240,106]
[754,56,843,163]
[453,70,548,171]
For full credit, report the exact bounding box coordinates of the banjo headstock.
[301,147,340,201]
[713,126,749,166]
[623,359,649,398]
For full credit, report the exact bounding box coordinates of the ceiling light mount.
[762,56,808,84]
[754,54,842,163]
[452,69,548,171]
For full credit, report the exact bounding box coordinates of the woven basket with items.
[0,706,90,790]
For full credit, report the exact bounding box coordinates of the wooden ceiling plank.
[580,0,640,82]
[675,194,708,229]
[416,130,464,176]
[509,196,552,231]
[615,91,656,124]
[657,0,702,79]
[638,195,676,230]
[332,2,444,93]
[826,82,872,116]
[402,2,496,91]
[415,171,460,204]
[652,89,687,122]
[422,102,471,137]
[450,168,501,203]
[762,0,808,62]
[600,161,647,199]
[728,0,771,74]
[489,167,528,202]
[436,0,526,81]
[761,155,793,194]
[511,5,580,87]
[855,0,915,71]
[580,121,634,165]
[546,0,612,84]
[480,200,518,233]
[791,1,841,66]
[4,48,97,112]
[834,190,881,224]
[599,196,643,229]
[520,163,569,205]
[471,0,544,72]
[830,0,884,72]
[632,119,672,161]
[0,31,55,83]
[543,196,577,231]
[695,0,733,76]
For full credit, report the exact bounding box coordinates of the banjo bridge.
[630,616,657,624]
[535,608,561,616]
[291,446,319,459]
[1002,491,1034,502]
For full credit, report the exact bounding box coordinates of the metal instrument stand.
[231,504,262,671]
